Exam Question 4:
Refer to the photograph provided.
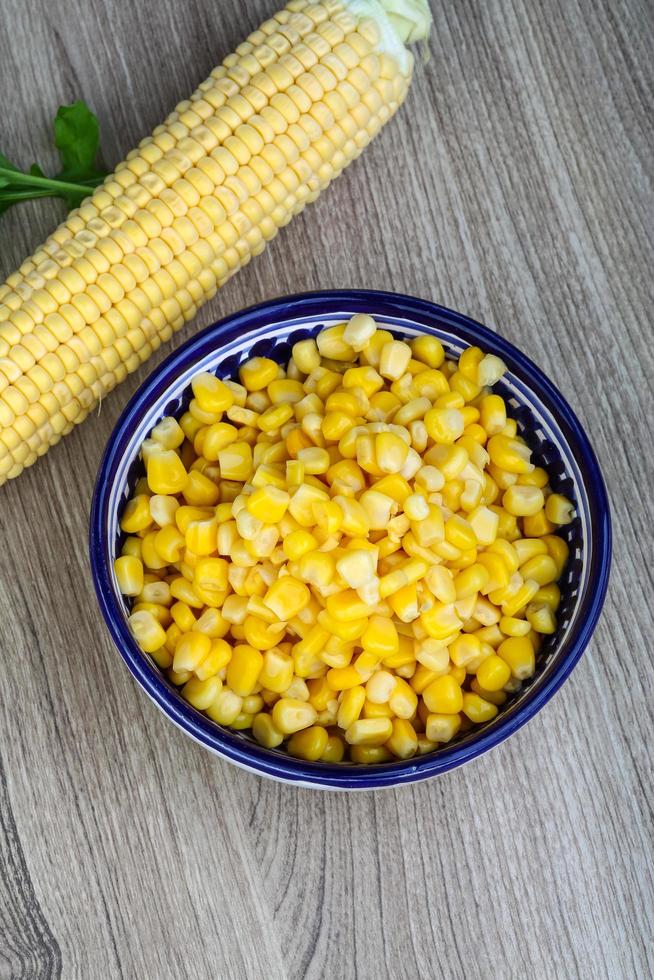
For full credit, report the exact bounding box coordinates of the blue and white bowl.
[90,290,611,790]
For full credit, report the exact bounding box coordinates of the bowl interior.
[90,291,610,788]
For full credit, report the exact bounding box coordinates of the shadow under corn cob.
[0,0,431,485]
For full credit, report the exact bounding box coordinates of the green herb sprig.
[0,101,107,216]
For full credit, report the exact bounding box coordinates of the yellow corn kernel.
[245,485,290,524]
[316,324,355,361]
[288,725,329,761]
[422,674,463,714]
[421,602,462,641]
[336,685,365,730]
[534,582,561,611]
[388,677,418,719]
[518,466,549,488]
[501,579,540,617]
[444,514,477,551]
[306,676,334,713]
[374,431,409,473]
[424,407,465,444]
[182,675,223,711]
[499,615,531,637]
[469,679,508,706]
[454,563,489,600]
[479,394,506,435]
[487,434,532,474]
[503,484,545,517]
[321,734,346,763]
[201,422,238,461]
[336,549,376,589]
[146,449,188,495]
[414,637,449,672]
[268,379,304,405]
[239,356,278,392]
[183,470,220,506]
[384,718,417,759]
[206,689,243,726]
[195,638,231,679]
[312,499,342,534]
[192,372,234,413]
[120,495,153,533]
[283,529,318,561]
[497,636,535,680]
[522,510,555,537]
[114,555,144,596]
[388,582,419,623]
[364,670,395,704]
[476,653,511,691]
[327,665,364,691]
[149,493,179,527]
[475,553,510,595]
[519,553,558,586]
[541,535,569,577]
[272,698,317,734]
[367,390,402,421]
[185,519,217,556]
[545,493,574,525]
[292,338,320,374]
[461,691,498,723]
[173,630,211,672]
[264,576,310,620]
[526,603,557,634]
[179,411,204,443]
[358,615,398,659]
[243,615,283,651]
[425,713,461,743]
[121,536,143,560]
[449,633,482,668]
[422,566,454,604]
[378,340,411,380]
[128,609,167,653]
[226,644,263,696]
[345,717,393,746]
[252,712,284,749]
[218,441,253,481]
[297,551,335,590]
[408,335,444,369]
[258,403,294,433]
[343,312,377,351]
[151,416,185,450]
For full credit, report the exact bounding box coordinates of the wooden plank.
[0,0,652,977]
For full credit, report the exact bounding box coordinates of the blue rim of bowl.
[90,290,612,789]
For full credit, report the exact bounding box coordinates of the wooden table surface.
[1,1,652,977]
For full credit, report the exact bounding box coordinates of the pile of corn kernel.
[114,315,574,764]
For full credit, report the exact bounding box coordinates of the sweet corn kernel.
[272,698,317,734]
[226,644,263,696]
[422,674,463,714]
[192,373,234,413]
[545,493,574,525]
[462,691,498,723]
[497,636,535,680]
[239,357,278,392]
[264,576,310,619]
[129,610,166,653]
[114,555,144,596]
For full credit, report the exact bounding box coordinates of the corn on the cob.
[0,0,432,485]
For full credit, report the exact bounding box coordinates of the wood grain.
[1,1,652,977]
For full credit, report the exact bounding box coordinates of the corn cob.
[0,0,431,486]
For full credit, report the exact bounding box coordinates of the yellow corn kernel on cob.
[0,0,432,485]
